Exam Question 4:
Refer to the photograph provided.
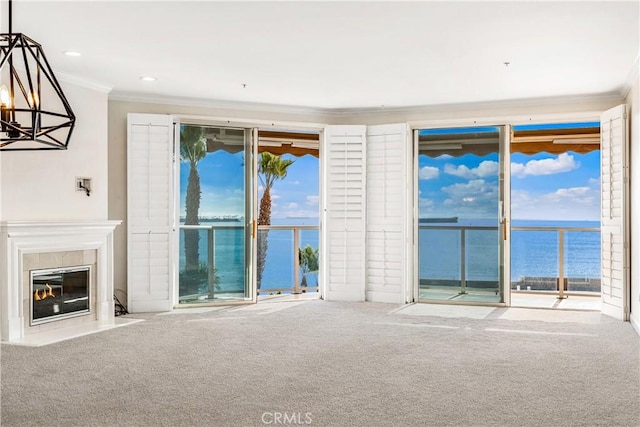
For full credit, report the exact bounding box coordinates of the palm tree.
[257,152,295,289]
[299,244,319,289]
[180,125,207,272]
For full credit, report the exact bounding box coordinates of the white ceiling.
[9,1,640,110]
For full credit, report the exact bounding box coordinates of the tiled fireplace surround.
[0,221,121,343]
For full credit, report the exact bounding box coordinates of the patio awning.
[511,126,600,155]
[418,125,601,157]
[204,129,320,158]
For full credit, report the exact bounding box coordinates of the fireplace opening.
[30,265,91,325]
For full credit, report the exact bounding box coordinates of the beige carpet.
[2,300,638,426]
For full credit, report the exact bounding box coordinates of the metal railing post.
[460,229,467,294]
[208,227,215,299]
[293,227,300,294]
[558,229,566,299]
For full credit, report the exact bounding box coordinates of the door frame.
[173,115,326,305]
[410,112,604,308]
[172,122,258,306]
[411,123,511,306]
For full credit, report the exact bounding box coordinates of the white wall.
[627,62,640,334]
[1,81,110,221]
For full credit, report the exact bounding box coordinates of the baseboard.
[631,315,640,336]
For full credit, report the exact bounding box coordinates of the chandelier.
[0,0,75,150]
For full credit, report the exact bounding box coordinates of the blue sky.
[182,140,600,222]
[180,152,319,219]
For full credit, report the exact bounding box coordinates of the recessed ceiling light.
[64,51,81,57]
[140,76,157,82]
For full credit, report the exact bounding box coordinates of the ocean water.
[420,219,600,282]
[179,218,600,293]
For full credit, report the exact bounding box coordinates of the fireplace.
[1,220,122,344]
[31,266,91,325]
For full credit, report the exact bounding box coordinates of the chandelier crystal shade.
[0,0,76,150]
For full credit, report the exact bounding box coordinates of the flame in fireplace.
[33,284,55,301]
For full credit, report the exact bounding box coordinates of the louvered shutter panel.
[366,124,410,303]
[600,104,629,320]
[322,125,366,301]
[127,113,175,312]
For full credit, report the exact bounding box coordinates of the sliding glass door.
[177,125,256,304]
[416,125,510,304]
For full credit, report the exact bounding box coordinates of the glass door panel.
[178,125,254,304]
[417,126,508,304]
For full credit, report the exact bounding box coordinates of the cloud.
[546,187,597,205]
[439,179,499,218]
[419,198,434,209]
[444,160,499,179]
[511,186,599,220]
[511,153,579,178]
[419,166,439,180]
[287,202,299,209]
[305,195,319,205]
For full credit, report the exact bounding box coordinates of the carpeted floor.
[1,300,639,426]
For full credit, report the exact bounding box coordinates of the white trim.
[318,129,326,300]
[110,91,623,121]
[176,114,327,132]
[249,128,259,303]
[337,93,623,118]
[412,129,420,304]
[501,125,512,307]
[409,111,604,130]
[171,119,180,309]
[56,71,112,93]
[404,124,414,304]
[110,92,339,119]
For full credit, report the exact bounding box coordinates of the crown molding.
[337,92,625,117]
[56,72,112,94]
[108,90,624,120]
[108,92,339,118]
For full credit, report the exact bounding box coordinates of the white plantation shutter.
[366,124,411,303]
[322,125,367,301]
[600,104,630,320]
[127,113,175,312]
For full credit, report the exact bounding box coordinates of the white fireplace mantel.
[0,220,122,343]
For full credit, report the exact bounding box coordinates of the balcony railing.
[419,224,601,298]
[511,226,600,297]
[257,225,320,295]
[178,224,319,301]
[419,225,500,294]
